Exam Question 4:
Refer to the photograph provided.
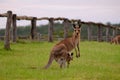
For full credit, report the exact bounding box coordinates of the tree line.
[0,22,120,40]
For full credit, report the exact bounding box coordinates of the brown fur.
[55,52,73,68]
[44,21,81,69]
[66,52,73,68]
[111,35,120,44]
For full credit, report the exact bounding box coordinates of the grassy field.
[0,40,120,80]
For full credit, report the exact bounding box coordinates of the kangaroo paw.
[76,54,80,58]
[78,54,80,57]
[76,55,79,58]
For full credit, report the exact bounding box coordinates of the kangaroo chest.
[65,38,79,52]
[72,37,79,47]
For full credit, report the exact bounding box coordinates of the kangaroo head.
[67,52,73,61]
[72,20,82,37]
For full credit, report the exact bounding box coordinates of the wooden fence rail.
[0,11,120,49]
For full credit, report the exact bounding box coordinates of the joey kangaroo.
[44,20,81,69]
[55,52,73,68]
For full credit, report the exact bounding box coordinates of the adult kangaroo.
[111,35,120,44]
[44,20,81,69]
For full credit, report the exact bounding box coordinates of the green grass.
[0,40,120,80]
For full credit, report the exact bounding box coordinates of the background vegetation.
[0,22,120,40]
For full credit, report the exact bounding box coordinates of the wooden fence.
[0,11,120,49]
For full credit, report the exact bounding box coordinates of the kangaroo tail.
[44,53,54,69]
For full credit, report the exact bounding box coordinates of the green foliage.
[17,26,31,36]
[0,41,120,80]
[0,29,5,36]
[0,22,120,40]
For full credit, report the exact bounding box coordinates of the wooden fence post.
[48,18,54,42]
[87,24,92,41]
[4,11,12,49]
[115,29,118,35]
[12,14,17,42]
[63,19,69,39]
[112,28,116,38]
[106,27,110,42]
[97,24,102,42]
[31,17,37,40]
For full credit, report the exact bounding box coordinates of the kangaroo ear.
[72,24,76,29]
[71,52,73,56]
[79,24,82,28]
[78,20,82,28]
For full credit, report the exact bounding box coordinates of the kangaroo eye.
[74,30,76,31]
